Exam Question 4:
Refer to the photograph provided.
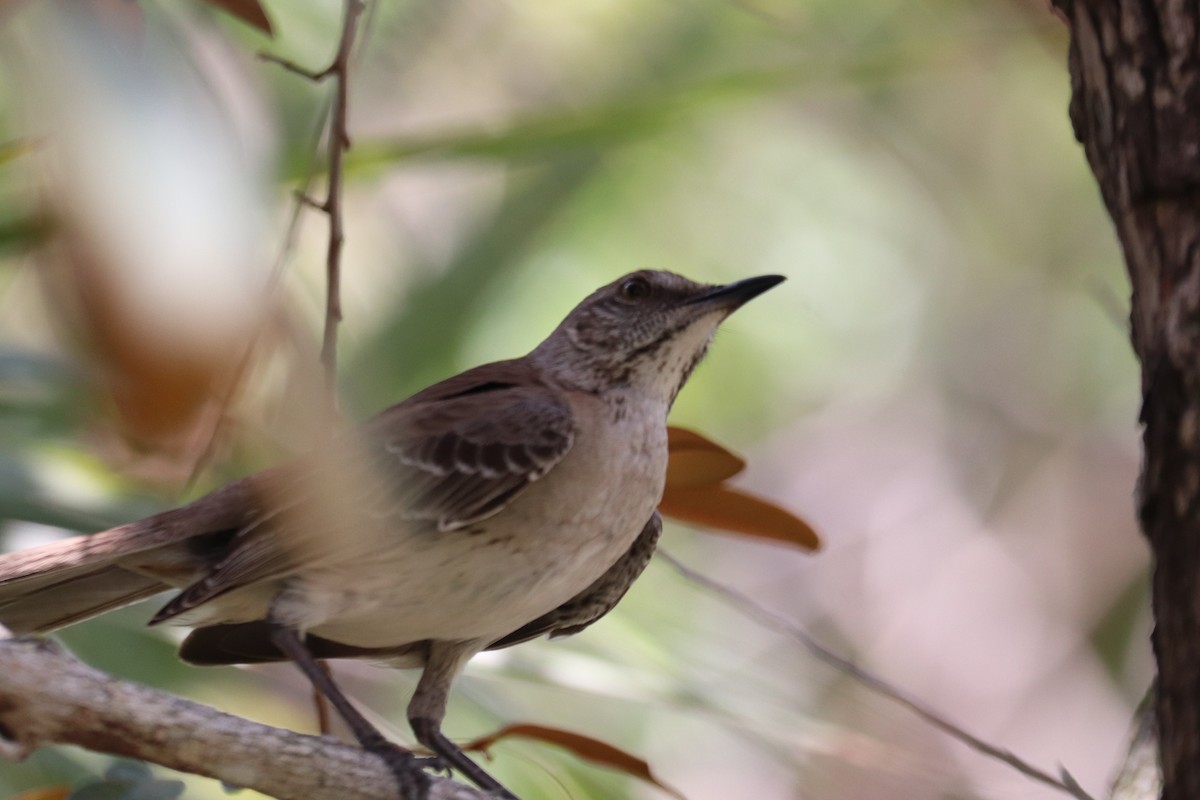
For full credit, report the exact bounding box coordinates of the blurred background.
[0,1,1147,799]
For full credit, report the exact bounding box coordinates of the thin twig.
[183,17,352,493]
[657,549,1097,800]
[257,0,367,736]
[294,190,325,211]
[316,0,365,414]
[259,0,365,416]
[257,52,328,81]
[181,143,325,495]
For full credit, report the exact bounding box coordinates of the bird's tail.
[0,521,176,634]
[0,479,255,634]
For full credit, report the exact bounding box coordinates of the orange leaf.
[462,723,687,799]
[200,0,273,34]
[11,789,70,800]
[660,484,821,551]
[666,426,745,487]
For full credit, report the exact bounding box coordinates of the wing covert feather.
[369,381,575,531]
[153,370,576,623]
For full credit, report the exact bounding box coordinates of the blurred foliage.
[0,1,1147,799]
[68,762,184,800]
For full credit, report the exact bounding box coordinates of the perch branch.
[0,634,487,800]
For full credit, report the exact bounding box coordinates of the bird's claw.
[369,743,434,799]
[412,753,451,776]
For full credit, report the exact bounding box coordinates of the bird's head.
[532,270,784,405]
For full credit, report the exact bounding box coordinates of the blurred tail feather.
[0,564,166,633]
[0,478,257,634]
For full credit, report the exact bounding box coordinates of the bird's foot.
[365,742,435,799]
[414,753,451,776]
[410,717,521,798]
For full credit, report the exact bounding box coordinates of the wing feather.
[153,370,576,621]
[371,383,575,530]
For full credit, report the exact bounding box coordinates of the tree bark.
[0,636,487,800]
[1050,2,1200,798]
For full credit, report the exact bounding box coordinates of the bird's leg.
[268,623,436,799]
[410,640,519,800]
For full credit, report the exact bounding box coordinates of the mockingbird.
[0,269,783,798]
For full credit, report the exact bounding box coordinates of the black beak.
[684,274,786,308]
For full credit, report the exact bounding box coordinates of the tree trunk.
[1051,2,1200,798]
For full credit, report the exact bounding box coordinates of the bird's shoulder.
[360,359,579,530]
[366,358,576,447]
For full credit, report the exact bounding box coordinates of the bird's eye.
[618,277,652,302]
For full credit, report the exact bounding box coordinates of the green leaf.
[0,212,55,256]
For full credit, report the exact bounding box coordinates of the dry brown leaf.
[462,723,687,799]
[42,240,229,449]
[660,484,821,551]
[200,0,273,34]
[10,789,70,800]
[663,426,821,550]
[665,425,746,486]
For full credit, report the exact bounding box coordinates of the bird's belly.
[294,401,667,648]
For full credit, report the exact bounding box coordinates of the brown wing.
[152,363,576,623]
[365,366,576,531]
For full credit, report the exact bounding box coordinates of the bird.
[0,269,783,799]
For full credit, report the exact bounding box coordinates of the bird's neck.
[528,348,670,409]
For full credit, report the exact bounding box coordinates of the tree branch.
[258,0,365,414]
[1049,2,1200,797]
[0,634,487,800]
[658,550,1096,800]
[315,0,364,411]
